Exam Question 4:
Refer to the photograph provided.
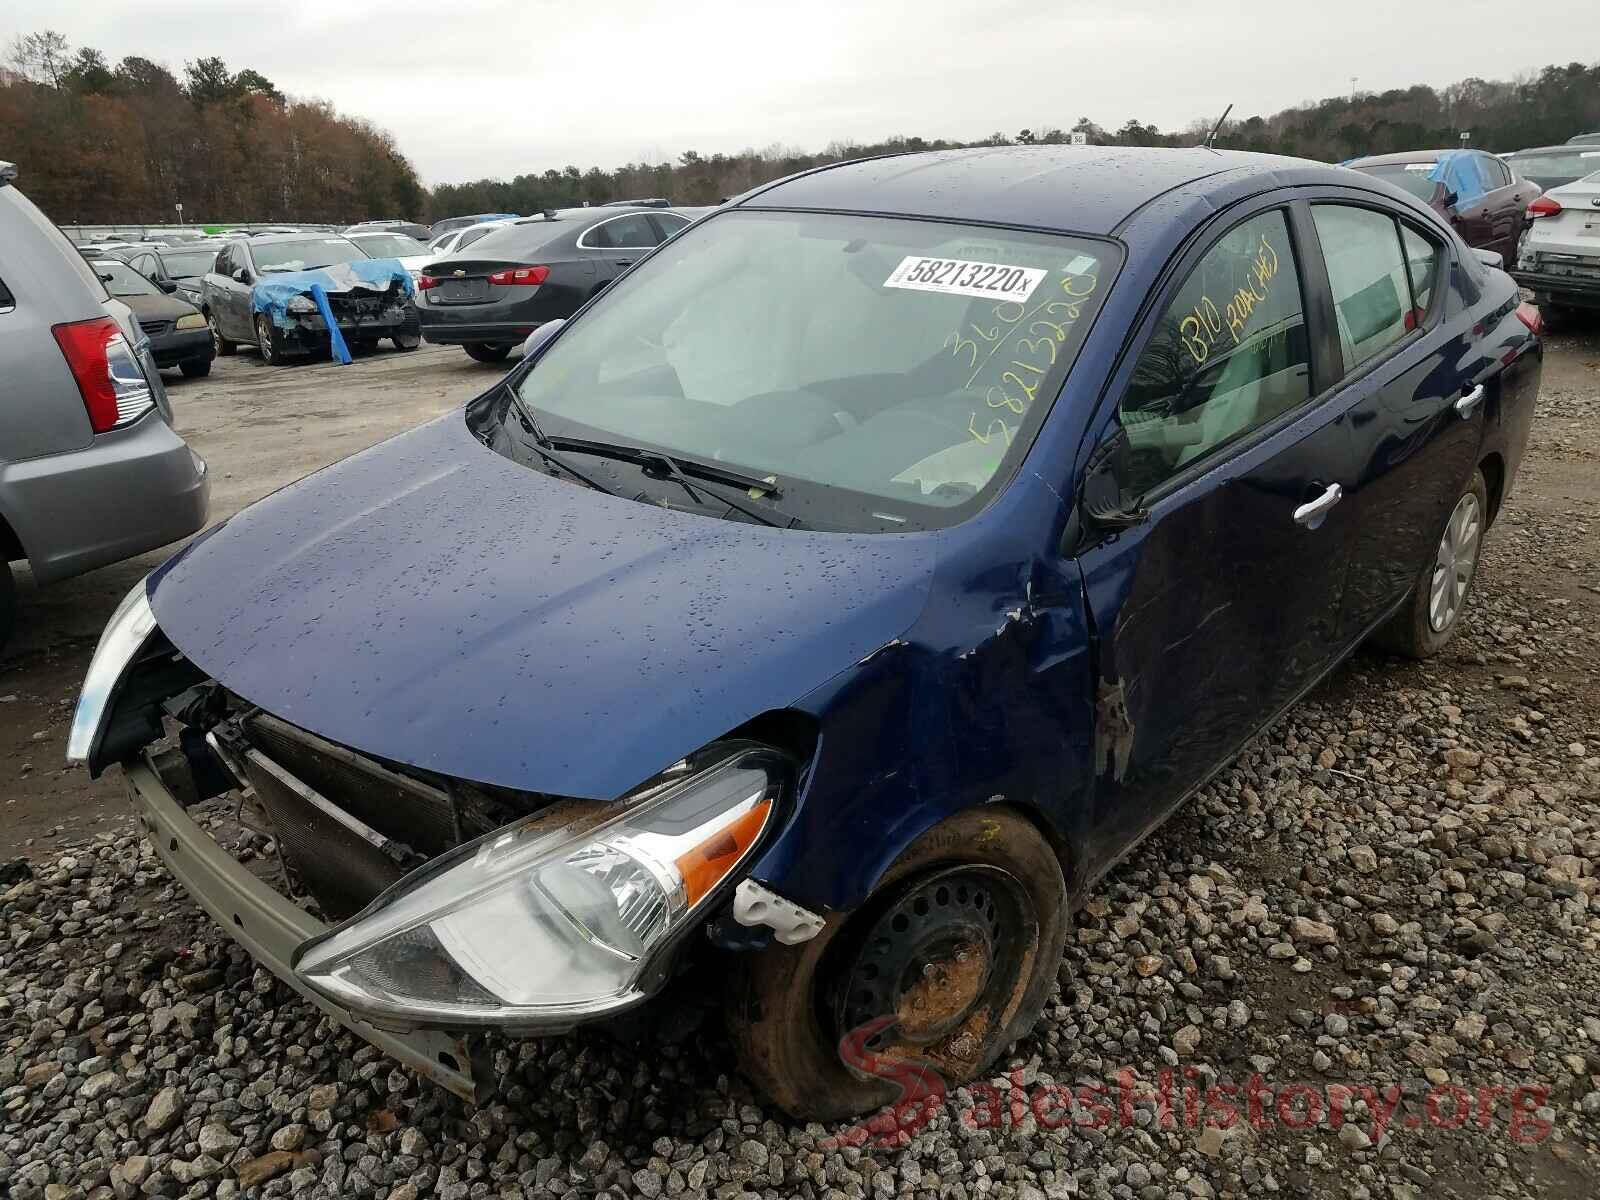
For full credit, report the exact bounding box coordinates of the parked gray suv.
[0,162,209,651]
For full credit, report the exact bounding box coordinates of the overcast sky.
[6,1,1598,184]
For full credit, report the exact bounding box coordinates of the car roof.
[1506,144,1590,156]
[736,145,1337,236]
[1345,150,1453,167]
[243,231,355,245]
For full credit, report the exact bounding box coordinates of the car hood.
[147,412,938,798]
[118,292,199,323]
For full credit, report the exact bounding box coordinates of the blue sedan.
[68,146,1541,1119]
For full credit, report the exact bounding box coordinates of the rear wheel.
[0,565,14,656]
[255,316,286,366]
[179,359,211,379]
[464,342,511,364]
[1373,469,1488,659]
[209,312,235,357]
[726,808,1068,1120]
[393,307,421,351]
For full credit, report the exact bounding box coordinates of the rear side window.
[457,225,494,250]
[652,213,690,239]
[1312,206,1414,369]
[0,185,108,302]
[1118,209,1311,493]
[1401,225,1442,316]
[583,214,659,249]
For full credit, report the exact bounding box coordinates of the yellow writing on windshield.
[950,267,1101,451]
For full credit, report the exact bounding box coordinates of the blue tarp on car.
[251,259,414,326]
[1427,151,1497,207]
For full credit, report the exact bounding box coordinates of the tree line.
[434,61,1599,216]
[2,28,1595,225]
[0,30,424,225]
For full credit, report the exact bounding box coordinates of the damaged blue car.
[69,146,1541,1119]
[199,231,420,364]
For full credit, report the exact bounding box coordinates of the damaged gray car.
[200,232,421,364]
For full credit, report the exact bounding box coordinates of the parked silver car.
[0,161,210,650]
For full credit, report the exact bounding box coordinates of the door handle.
[1292,483,1343,529]
[1455,384,1485,418]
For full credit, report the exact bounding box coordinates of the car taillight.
[51,317,154,434]
[416,274,438,290]
[487,265,549,286]
[1515,303,1543,335]
[1527,196,1562,218]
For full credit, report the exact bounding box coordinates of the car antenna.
[1202,103,1234,150]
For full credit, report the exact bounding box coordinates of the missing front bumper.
[124,759,483,1103]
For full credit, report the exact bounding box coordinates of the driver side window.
[1118,209,1311,497]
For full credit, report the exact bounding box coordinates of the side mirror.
[157,278,178,293]
[1441,190,1460,211]
[1471,247,1504,272]
[520,318,565,360]
[232,267,250,284]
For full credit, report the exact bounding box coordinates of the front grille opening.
[150,685,555,923]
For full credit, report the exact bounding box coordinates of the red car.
[1346,149,1540,267]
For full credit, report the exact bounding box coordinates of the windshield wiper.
[498,381,620,498]
[550,438,806,529]
[501,383,804,527]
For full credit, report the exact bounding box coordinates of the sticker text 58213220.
[885,256,1048,303]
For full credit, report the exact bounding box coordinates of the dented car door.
[1074,201,1357,873]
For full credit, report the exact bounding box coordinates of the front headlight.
[294,745,784,1026]
[174,313,206,331]
[66,578,158,766]
[286,295,317,314]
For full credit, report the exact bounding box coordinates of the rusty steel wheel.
[832,865,1033,1063]
[726,808,1068,1121]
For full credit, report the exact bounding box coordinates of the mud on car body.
[70,146,1541,1119]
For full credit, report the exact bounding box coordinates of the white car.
[1513,169,1600,323]
[423,219,514,260]
[345,230,434,282]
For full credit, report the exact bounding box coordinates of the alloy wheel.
[1428,491,1481,633]
[256,317,275,364]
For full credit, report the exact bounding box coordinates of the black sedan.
[91,258,215,378]
[415,207,695,362]
[122,242,229,308]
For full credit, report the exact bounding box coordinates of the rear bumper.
[1511,268,1600,308]
[418,318,540,346]
[0,416,209,583]
[149,328,215,368]
[123,760,483,1103]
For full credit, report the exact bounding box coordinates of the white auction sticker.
[884,255,1047,302]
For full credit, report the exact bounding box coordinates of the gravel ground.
[2,329,1598,1199]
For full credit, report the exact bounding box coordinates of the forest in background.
[0,31,424,224]
[2,27,1596,224]
[434,61,1600,214]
